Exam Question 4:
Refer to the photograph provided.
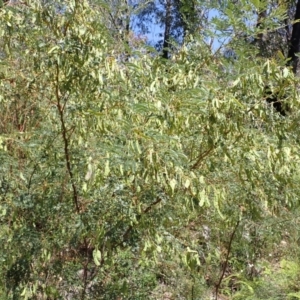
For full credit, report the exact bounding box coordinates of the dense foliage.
[1,0,300,299]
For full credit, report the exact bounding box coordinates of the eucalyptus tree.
[134,0,210,58]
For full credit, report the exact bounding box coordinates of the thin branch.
[55,62,80,214]
[119,196,163,247]
[27,163,38,191]
[81,237,90,300]
[191,128,233,170]
[215,220,240,299]
[191,146,214,170]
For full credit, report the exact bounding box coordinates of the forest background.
[1,0,300,299]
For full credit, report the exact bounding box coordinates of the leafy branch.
[118,196,163,248]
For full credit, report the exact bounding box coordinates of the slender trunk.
[123,0,130,61]
[162,0,172,59]
[284,17,292,42]
[287,0,300,75]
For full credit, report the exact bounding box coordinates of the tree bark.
[287,0,300,76]
[123,0,130,61]
[162,0,172,59]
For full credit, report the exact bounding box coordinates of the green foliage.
[1,0,300,299]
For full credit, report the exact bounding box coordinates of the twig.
[191,146,214,170]
[215,220,240,299]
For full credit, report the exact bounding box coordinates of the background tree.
[287,0,300,75]
[134,0,209,58]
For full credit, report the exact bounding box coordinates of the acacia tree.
[1,0,300,299]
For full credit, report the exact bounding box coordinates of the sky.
[131,7,225,53]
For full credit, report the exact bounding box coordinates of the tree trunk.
[287,0,300,76]
[162,0,172,59]
[123,0,130,61]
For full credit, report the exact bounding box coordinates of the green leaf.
[104,160,110,176]
[93,249,102,266]
[169,178,177,193]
